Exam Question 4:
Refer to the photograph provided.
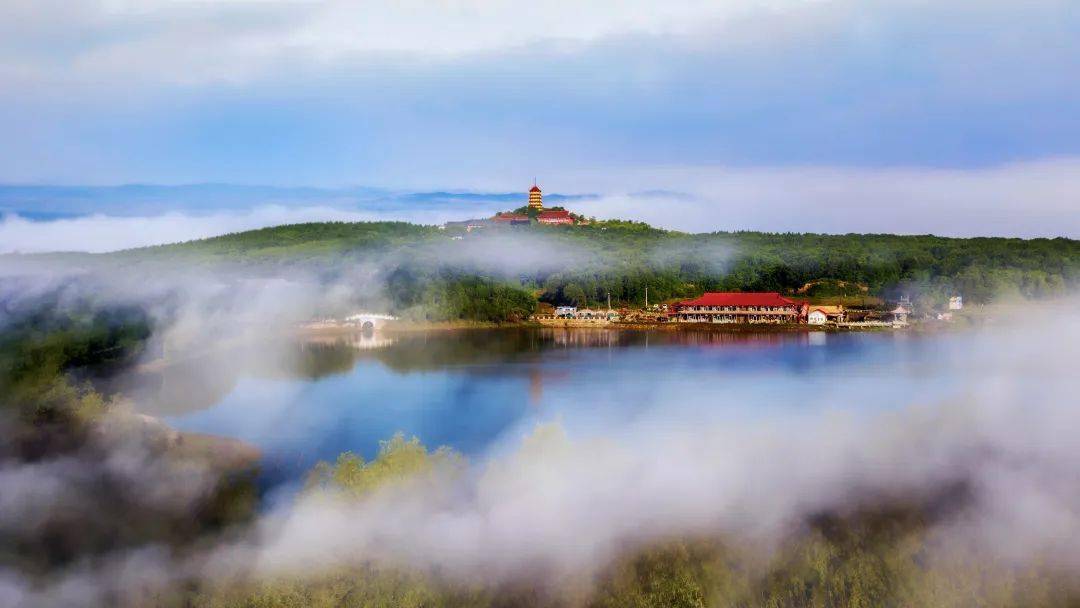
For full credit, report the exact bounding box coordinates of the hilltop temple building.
[528,183,543,210]
[488,182,584,226]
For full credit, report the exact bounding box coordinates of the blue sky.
[0,0,1078,241]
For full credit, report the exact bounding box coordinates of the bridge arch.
[343,313,397,331]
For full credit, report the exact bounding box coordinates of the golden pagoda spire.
[528,180,543,211]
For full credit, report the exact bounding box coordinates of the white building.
[890,305,910,326]
[807,309,828,325]
[949,296,963,310]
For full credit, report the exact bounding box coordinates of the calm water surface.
[137,328,965,489]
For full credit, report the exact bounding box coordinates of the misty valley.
[5,0,1080,602]
[1,222,1078,607]
[134,329,959,492]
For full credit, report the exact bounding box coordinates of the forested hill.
[12,220,1080,322]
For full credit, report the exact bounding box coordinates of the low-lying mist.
[219,306,1079,576]
[0,205,501,254]
[1,241,1079,605]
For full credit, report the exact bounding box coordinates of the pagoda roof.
[529,185,542,192]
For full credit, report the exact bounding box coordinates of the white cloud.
[0,0,783,85]
[2,0,1077,188]
[570,158,1080,238]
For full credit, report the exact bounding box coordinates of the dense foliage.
[134,221,440,262]
[523,225,1079,310]
[385,270,538,322]
[0,296,150,426]
[304,432,464,499]
[99,220,1080,321]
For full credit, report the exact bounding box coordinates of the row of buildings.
[671,292,943,326]
[547,292,934,327]
[670,292,826,324]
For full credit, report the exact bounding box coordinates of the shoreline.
[300,318,911,336]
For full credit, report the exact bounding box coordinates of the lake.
[133,328,964,492]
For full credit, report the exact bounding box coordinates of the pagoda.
[528,182,543,211]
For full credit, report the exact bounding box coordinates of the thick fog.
[210,305,1078,582]
[1,252,1078,604]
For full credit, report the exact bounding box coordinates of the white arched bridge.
[342,313,398,332]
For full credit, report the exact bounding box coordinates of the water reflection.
[305,331,395,351]
[137,328,956,488]
[542,327,819,349]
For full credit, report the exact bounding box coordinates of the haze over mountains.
[3,159,1080,256]
[0,185,593,253]
[4,0,1078,247]
[0,184,592,219]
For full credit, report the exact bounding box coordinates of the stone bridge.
[342,313,398,332]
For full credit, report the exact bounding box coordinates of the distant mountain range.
[0,184,596,219]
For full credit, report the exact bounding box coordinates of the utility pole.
[607,292,611,311]
[645,286,648,309]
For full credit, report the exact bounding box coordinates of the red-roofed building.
[537,209,574,225]
[492,213,530,225]
[672,292,805,324]
[807,305,845,325]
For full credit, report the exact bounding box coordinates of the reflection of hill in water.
[291,341,362,379]
[130,337,372,416]
[371,330,545,372]
[129,352,245,417]
[131,329,807,416]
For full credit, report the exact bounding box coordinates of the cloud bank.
[0,204,499,254]
[1,0,1077,187]
[0,0,786,83]
[575,158,1080,238]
